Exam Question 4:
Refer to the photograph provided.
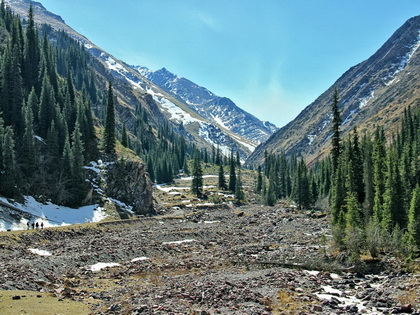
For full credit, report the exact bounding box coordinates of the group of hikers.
[27,221,44,230]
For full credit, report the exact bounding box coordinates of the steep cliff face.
[105,159,154,216]
[247,15,420,166]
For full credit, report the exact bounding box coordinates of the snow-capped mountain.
[247,15,420,166]
[6,0,258,159]
[132,66,278,144]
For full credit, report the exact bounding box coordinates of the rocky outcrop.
[105,158,154,216]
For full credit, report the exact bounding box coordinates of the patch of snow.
[153,185,190,192]
[228,132,256,152]
[212,114,230,130]
[28,248,52,256]
[203,221,220,224]
[0,196,102,232]
[384,30,420,86]
[342,109,358,125]
[131,257,150,262]
[316,293,369,313]
[83,161,101,174]
[108,198,133,213]
[180,175,218,180]
[104,55,145,91]
[330,273,341,280]
[162,239,196,245]
[359,90,375,109]
[34,135,45,144]
[90,262,121,272]
[305,270,320,276]
[322,285,342,295]
[198,123,231,157]
[307,135,316,145]
[92,207,107,222]
[153,96,201,125]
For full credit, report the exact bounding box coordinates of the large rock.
[105,158,154,215]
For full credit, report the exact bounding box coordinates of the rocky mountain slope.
[134,66,278,144]
[6,0,260,159]
[247,15,420,166]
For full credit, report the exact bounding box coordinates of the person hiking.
[41,222,44,229]
[31,222,35,229]
[35,222,39,229]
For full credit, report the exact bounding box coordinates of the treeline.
[0,3,100,206]
[258,92,420,259]
[329,101,420,259]
[190,148,245,204]
[258,152,319,208]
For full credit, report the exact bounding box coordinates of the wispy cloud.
[194,10,220,31]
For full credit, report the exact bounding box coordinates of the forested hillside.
[257,97,420,259]
[0,3,193,210]
[0,3,99,206]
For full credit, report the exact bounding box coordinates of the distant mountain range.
[133,66,278,144]
[6,0,278,159]
[247,15,420,166]
[6,0,418,166]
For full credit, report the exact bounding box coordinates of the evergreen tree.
[0,126,18,197]
[183,158,190,176]
[20,98,36,178]
[407,185,420,246]
[235,167,245,204]
[70,122,85,206]
[218,164,227,190]
[256,165,263,193]
[236,151,241,167]
[345,191,361,228]
[362,133,374,222]
[104,81,116,154]
[38,74,56,138]
[383,147,405,231]
[264,173,277,206]
[351,128,364,204]
[191,150,203,197]
[331,159,346,225]
[229,151,236,192]
[330,89,341,174]
[372,128,386,223]
[23,3,40,91]
[121,124,128,147]
[1,43,24,134]
[291,157,311,209]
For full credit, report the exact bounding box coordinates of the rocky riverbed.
[0,204,419,314]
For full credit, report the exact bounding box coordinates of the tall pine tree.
[104,81,116,154]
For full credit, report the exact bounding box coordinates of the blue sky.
[39,0,419,127]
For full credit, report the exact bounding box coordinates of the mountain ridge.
[247,15,420,166]
[132,65,278,145]
[6,0,261,159]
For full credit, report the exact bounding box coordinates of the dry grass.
[0,290,92,315]
[270,290,312,314]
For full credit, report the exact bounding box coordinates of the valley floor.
[0,204,419,314]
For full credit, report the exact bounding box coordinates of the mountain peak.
[5,0,66,25]
[135,66,278,144]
